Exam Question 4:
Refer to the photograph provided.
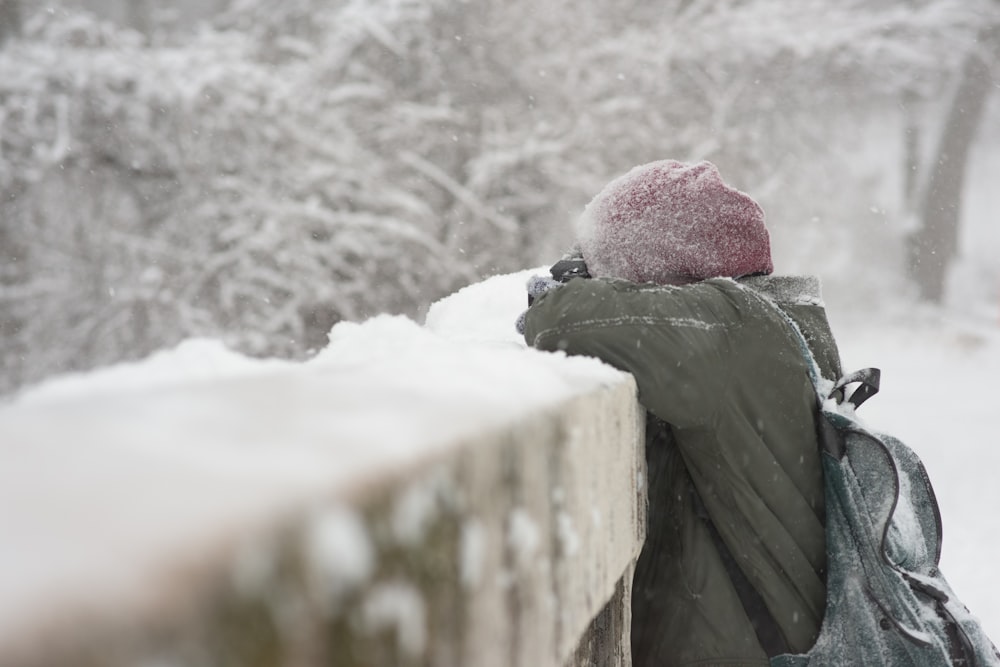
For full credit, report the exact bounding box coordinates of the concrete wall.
[2,376,646,667]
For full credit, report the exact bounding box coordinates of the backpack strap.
[833,367,881,409]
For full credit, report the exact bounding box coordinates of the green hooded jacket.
[522,274,843,666]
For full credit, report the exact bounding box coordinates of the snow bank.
[0,268,631,660]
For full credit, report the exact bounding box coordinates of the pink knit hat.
[577,160,773,285]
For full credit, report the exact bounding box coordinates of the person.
[519,160,843,666]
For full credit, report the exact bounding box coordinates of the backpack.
[770,312,1000,666]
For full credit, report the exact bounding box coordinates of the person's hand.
[526,275,561,305]
[515,275,562,334]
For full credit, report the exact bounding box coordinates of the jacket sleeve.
[522,278,741,429]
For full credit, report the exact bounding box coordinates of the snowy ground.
[1,269,998,648]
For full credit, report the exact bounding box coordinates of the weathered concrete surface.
[2,376,645,667]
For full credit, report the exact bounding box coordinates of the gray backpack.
[771,318,1000,666]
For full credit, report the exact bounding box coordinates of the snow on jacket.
[522,273,843,666]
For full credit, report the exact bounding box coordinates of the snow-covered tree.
[0,1,21,47]
[1,0,996,394]
[907,24,998,302]
[0,4,477,391]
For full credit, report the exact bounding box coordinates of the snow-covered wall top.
[0,270,642,665]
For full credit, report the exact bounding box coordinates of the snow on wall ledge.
[0,270,646,667]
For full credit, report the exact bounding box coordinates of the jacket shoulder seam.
[532,314,729,347]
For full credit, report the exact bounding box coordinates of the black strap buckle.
[832,368,881,409]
